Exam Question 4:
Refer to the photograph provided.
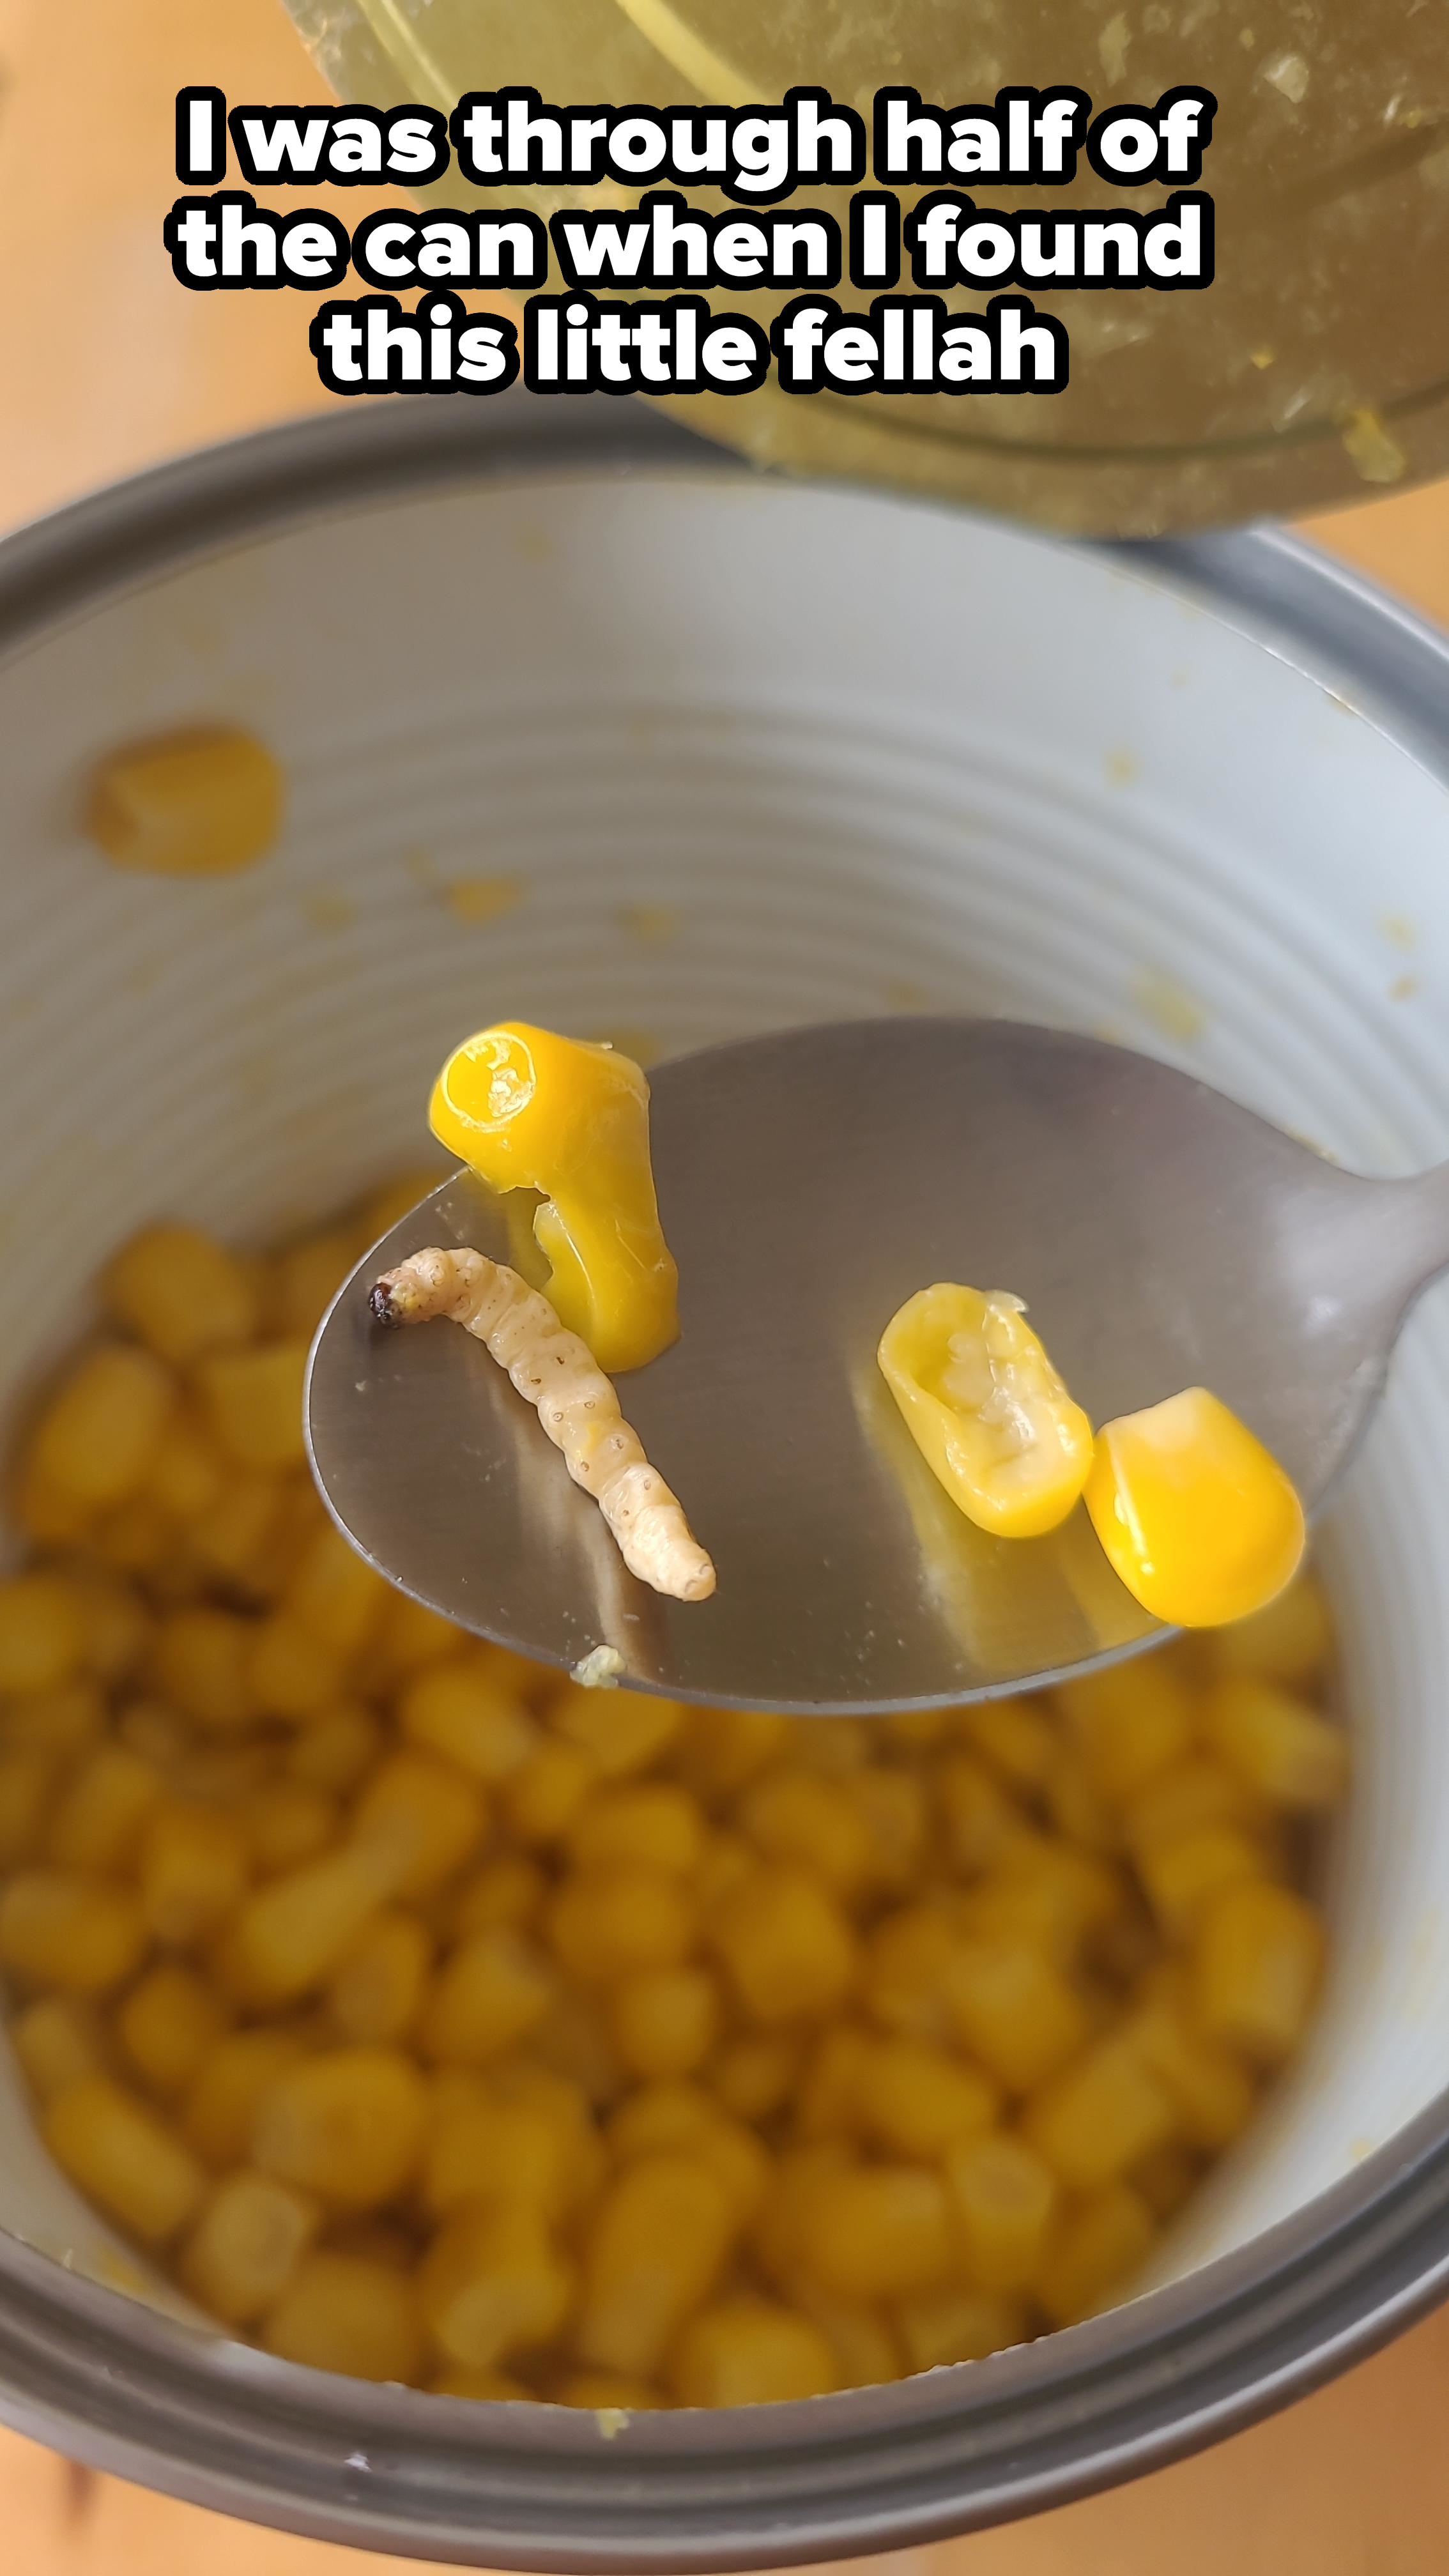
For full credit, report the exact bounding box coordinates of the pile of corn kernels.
[0,1184,1347,2409]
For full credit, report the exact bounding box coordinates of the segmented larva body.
[369,1246,716,1604]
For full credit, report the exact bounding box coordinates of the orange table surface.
[1,1,1448,2571]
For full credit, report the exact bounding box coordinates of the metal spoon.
[306,1018,1448,1713]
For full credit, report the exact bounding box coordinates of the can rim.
[0,390,1446,2566]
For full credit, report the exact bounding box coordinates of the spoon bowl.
[306,1018,1449,1712]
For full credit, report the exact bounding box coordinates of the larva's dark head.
[368,1280,403,1328]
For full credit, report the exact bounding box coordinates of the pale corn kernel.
[138,1804,252,1947]
[0,1868,147,1993]
[861,1903,962,2044]
[47,1744,162,1871]
[954,1697,1059,1791]
[422,2199,575,2367]
[1191,1880,1325,2064]
[151,1608,257,1731]
[709,2033,799,2124]
[840,1765,929,1893]
[956,1841,1125,1964]
[671,2296,840,2406]
[1201,1678,1349,1811]
[1136,1822,1269,1934]
[935,1753,1032,1876]
[1126,1995,1257,2148]
[548,1684,685,1777]
[71,1574,151,1685]
[0,1575,88,1694]
[858,2037,999,2162]
[213,1842,397,2008]
[1121,1756,1263,1856]
[328,1912,432,2044]
[574,2152,737,2377]
[372,1590,464,1682]
[189,1476,285,1591]
[739,1767,875,1898]
[286,1703,384,1796]
[943,2133,1058,2291]
[117,1963,230,2097]
[609,1965,721,2078]
[893,2285,1029,2371]
[1209,1569,1332,1687]
[399,1660,539,1782]
[0,1751,57,1868]
[1054,1659,1195,1802]
[284,1525,392,1659]
[452,1857,547,1940]
[29,1349,175,1506]
[252,2045,427,2208]
[608,2082,770,2223]
[263,2251,423,2383]
[45,2074,205,2242]
[87,726,282,876]
[417,1926,555,2066]
[180,2169,318,2323]
[552,2372,662,2410]
[1023,2035,1177,2191]
[105,1224,261,1365]
[501,1740,598,1846]
[197,1342,308,1471]
[709,1865,857,2023]
[272,1229,357,1340]
[353,1751,487,1899]
[247,1616,342,1721]
[791,2023,873,2142]
[181,2028,310,2168]
[799,2165,951,2302]
[143,1413,227,1521]
[549,1864,696,1986]
[673,1705,788,1800]
[423,2085,602,2222]
[244,1782,339,1876]
[570,1783,707,1880]
[943,1939,1094,2094]
[1035,2183,1156,2326]
[12,1995,108,2101]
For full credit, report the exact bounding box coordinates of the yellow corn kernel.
[0,1751,57,1867]
[1023,2034,1177,2191]
[935,1752,1032,1876]
[893,2285,1029,2371]
[263,2250,423,2383]
[1086,1389,1305,1629]
[372,1589,464,1683]
[29,1349,175,1507]
[422,2198,576,2368]
[944,2133,1057,2290]
[673,1705,788,1800]
[751,2140,855,2289]
[787,2283,904,2390]
[45,2074,206,2241]
[47,1744,162,1871]
[138,1803,251,1947]
[117,1963,230,2097]
[328,1911,432,2044]
[800,2165,952,2302]
[180,2168,318,2324]
[143,1412,227,1521]
[859,2037,999,2162]
[791,2024,873,2142]
[609,1965,721,2078]
[253,2045,427,2209]
[0,1867,147,1994]
[197,1342,308,1471]
[1132,2140,1204,2219]
[553,2372,661,2410]
[245,1615,341,1721]
[11,1995,108,2101]
[150,1607,257,1732]
[0,1574,89,1694]
[956,1840,1124,1965]
[282,1525,390,1659]
[1201,1678,1348,1812]
[878,1284,1093,1538]
[399,1659,539,1782]
[502,1740,598,1846]
[840,1765,929,1894]
[1121,1755,1262,1856]
[1043,1747,1120,1853]
[188,1475,285,1593]
[738,1767,875,1898]
[424,2082,602,2223]
[1209,1568,1332,1688]
[789,1717,873,1777]
[942,1938,1093,2095]
[417,1926,555,2066]
[1126,1990,1257,2149]
[181,2028,310,2167]
[1191,1880,1325,2064]
[286,1702,384,1796]
[709,1865,857,2024]
[1054,1657,1196,1802]
[452,1857,548,1940]
[15,1464,95,1547]
[431,1021,678,1373]
[70,1572,151,1685]
[672,2296,840,2406]
[352,1751,487,1901]
[608,2082,771,2224]
[528,1986,624,2108]
[105,1223,261,1364]
[861,1904,962,2045]
[91,1495,178,1578]
[574,2152,737,2377]
[570,1783,707,1881]
[118,1701,189,1768]
[244,1782,339,1876]
[214,1842,397,2008]
[87,726,282,875]
[272,1227,357,1340]
[171,1740,274,1806]
[694,1833,755,1910]
[549,1864,696,1986]
[1136,1823,1269,1934]
[709,2033,799,2124]
[354,1168,447,1245]
[548,1683,686,1779]
[1035,2183,1156,2326]
[954,1698,1060,1793]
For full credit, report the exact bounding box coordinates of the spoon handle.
[1372,1162,1449,1317]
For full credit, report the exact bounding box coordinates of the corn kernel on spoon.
[306,1016,1446,1713]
